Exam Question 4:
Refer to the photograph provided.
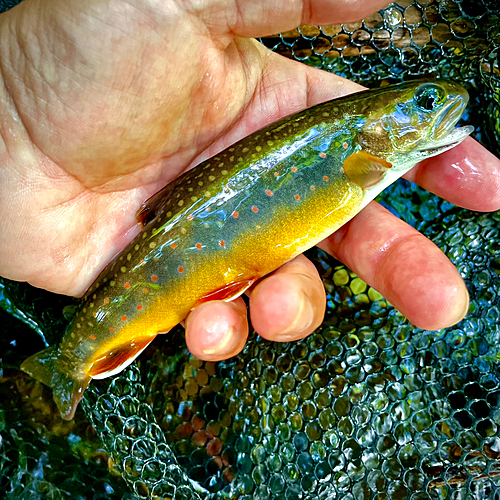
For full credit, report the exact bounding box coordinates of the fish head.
[355,80,473,172]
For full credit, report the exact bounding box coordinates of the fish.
[20,80,473,420]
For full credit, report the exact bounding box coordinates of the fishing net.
[1,1,500,499]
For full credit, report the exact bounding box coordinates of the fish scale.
[20,80,473,419]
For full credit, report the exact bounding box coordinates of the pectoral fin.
[343,151,392,189]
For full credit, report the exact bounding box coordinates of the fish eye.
[414,83,445,112]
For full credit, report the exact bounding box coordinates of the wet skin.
[1,0,500,365]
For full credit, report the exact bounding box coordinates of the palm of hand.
[1,1,274,295]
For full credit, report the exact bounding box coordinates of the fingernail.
[279,293,315,339]
[447,287,470,327]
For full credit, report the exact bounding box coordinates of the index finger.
[194,0,392,38]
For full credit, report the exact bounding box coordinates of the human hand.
[1,0,499,361]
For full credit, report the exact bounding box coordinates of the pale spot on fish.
[121,266,127,273]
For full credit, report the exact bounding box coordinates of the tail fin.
[20,346,90,420]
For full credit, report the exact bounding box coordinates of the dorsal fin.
[136,181,178,227]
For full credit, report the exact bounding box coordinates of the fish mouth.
[416,93,473,157]
[418,124,474,157]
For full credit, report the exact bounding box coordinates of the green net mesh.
[1,1,500,499]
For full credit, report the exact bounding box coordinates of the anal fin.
[88,335,156,379]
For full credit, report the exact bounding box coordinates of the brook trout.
[21,80,473,419]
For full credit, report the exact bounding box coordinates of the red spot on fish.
[219,240,226,247]
[188,214,193,220]
[274,172,279,178]
[137,305,143,310]
[121,315,127,321]
[295,194,301,200]
[125,282,130,289]
[343,142,348,149]
[170,242,177,249]
[93,312,97,318]
[265,189,273,196]
[323,176,329,181]
[292,166,298,172]
[178,266,185,273]
[206,207,211,213]
[154,257,159,262]
[109,327,115,332]
[232,211,239,219]
[90,334,96,340]
[311,185,316,191]
[104,298,110,304]
[320,152,327,158]
[152,275,158,282]
[252,206,259,213]
[196,243,202,250]
[143,288,148,294]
